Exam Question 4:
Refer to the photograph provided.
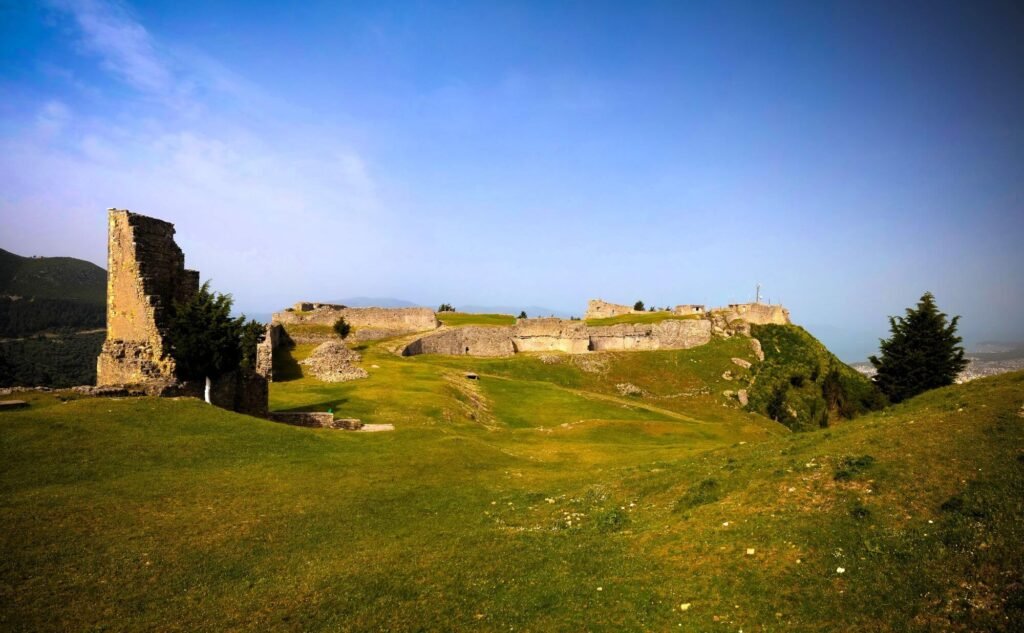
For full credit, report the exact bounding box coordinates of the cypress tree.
[169,282,245,403]
[869,292,967,403]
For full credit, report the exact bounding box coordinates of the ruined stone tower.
[96,209,200,386]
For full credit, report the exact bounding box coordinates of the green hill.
[0,248,107,387]
[0,248,105,304]
[4,323,1021,631]
[748,324,887,431]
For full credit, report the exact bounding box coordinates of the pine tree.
[169,282,245,403]
[869,292,967,403]
[633,300,645,311]
[518,311,527,319]
[333,316,351,339]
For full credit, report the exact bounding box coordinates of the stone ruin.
[401,298,791,358]
[97,209,199,386]
[95,209,268,416]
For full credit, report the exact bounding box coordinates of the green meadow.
[436,312,518,327]
[2,331,1022,631]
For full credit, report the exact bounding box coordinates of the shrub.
[834,455,876,481]
[518,311,527,319]
[675,478,722,511]
[437,303,455,312]
[333,317,351,339]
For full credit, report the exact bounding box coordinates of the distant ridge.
[326,297,422,308]
[459,305,572,318]
[0,248,105,304]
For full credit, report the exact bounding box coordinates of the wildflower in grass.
[837,567,846,574]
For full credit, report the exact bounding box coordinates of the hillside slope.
[3,338,1021,631]
[749,324,886,430]
[0,248,107,387]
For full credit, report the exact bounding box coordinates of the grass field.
[436,312,517,327]
[2,332,1022,631]
[585,312,701,326]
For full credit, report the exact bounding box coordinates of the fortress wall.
[511,318,591,353]
[403,326,516,357]
[403,318,713,356]
[715,303,791,326]
[98,209,199,386]
[273,304,439,339]
[588,320,711,351]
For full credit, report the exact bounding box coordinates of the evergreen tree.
[169,282,245,403]
[518,310,527,319]
[333,316,351,339]
[633,300,645,311]
[239,319,267,370]
[869,292,967,403]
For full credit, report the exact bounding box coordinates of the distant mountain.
[326,297,423,308]
[0,248,107,387]
[458,305,574,318]
[0,248,105,304]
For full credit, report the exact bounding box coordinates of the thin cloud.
[47,0,173,96]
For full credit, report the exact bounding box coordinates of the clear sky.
[2,1,1022,360]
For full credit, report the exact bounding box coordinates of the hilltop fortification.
[401,297,789,358]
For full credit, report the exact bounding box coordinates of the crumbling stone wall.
[95,208,268,417]
[673,304,706,316]
[273,303,439,339]
[97,209,199,386]
[714,303,791,326]
[255,323,285,380]
[584,299,635,320]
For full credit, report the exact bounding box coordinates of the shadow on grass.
[272,398,351,414]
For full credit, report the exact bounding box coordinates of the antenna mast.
[755,283,762,304]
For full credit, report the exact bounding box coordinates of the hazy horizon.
[3,1,1023,362]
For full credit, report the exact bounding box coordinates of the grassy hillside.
[436,312,516,327]
[748,324,886,431]
[4,320,1021,630]
[585,311,701,326]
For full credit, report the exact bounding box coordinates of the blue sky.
[1,0,1022,360]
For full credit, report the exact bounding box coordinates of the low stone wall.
[269,412,364,430]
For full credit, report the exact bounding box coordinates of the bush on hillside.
[633,301,645,311]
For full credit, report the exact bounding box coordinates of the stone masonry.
[97,209,199,386]
[95,209,268,417]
